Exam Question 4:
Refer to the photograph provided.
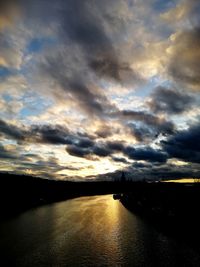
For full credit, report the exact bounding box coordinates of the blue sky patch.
[27,37,57,53]
[0,67,13,78]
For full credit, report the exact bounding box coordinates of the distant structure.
[121,171,126,182]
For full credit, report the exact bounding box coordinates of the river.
[0,195,200,267]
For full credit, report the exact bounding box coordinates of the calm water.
[0,195,200,267]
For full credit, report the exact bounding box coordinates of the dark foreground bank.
[119,182,200,247]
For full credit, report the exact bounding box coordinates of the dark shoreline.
[119,183,200,249]
[0,173,135,219]
[1,172,200,251]
[1,172,200,240]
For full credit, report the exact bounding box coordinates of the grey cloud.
[95,127,113,138]
[9,155,80,176]
[128,123,156,142]
[169,27,200,90]
[0,1,20,29]
[40,51,115,117]
[121,110,175,135]
[0,144,17,159]
[34,0,142,118]
[60,0,139,84]
[68,79,110,115]
[0,144,41,162]
[148,86,195,114]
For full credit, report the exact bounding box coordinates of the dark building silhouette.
[121,171,126,182]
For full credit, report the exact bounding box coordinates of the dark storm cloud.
[66,136,169,163]
[106,141,125,152]
[66,142,111,158]
[148,86,195,114]
[124,146,168,163]
[169,27,200,90]
[0,118,170,163]
[0,117,177,166]
[111,156,128,164]
[31,125,72,145]
[0,119,25,140]
[28,123,114,159]
[161,124,200,163]
[33,125,98,148]
[92,145,111,157]
[0,120,73,145]
[0,119,95,148]
[66,145,90,158]
[66,141,115,159]
[132,162,152,169]
[77,138,94,148]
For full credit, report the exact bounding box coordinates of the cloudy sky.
[0,0,200,180]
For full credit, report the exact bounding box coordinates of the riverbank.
[0,173,135,219]
[120,182,200,246]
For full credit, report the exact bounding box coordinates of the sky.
[0,0,200,181]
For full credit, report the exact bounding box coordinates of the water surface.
[0,195,200,266]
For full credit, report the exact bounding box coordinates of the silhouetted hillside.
[0,172,136,218]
